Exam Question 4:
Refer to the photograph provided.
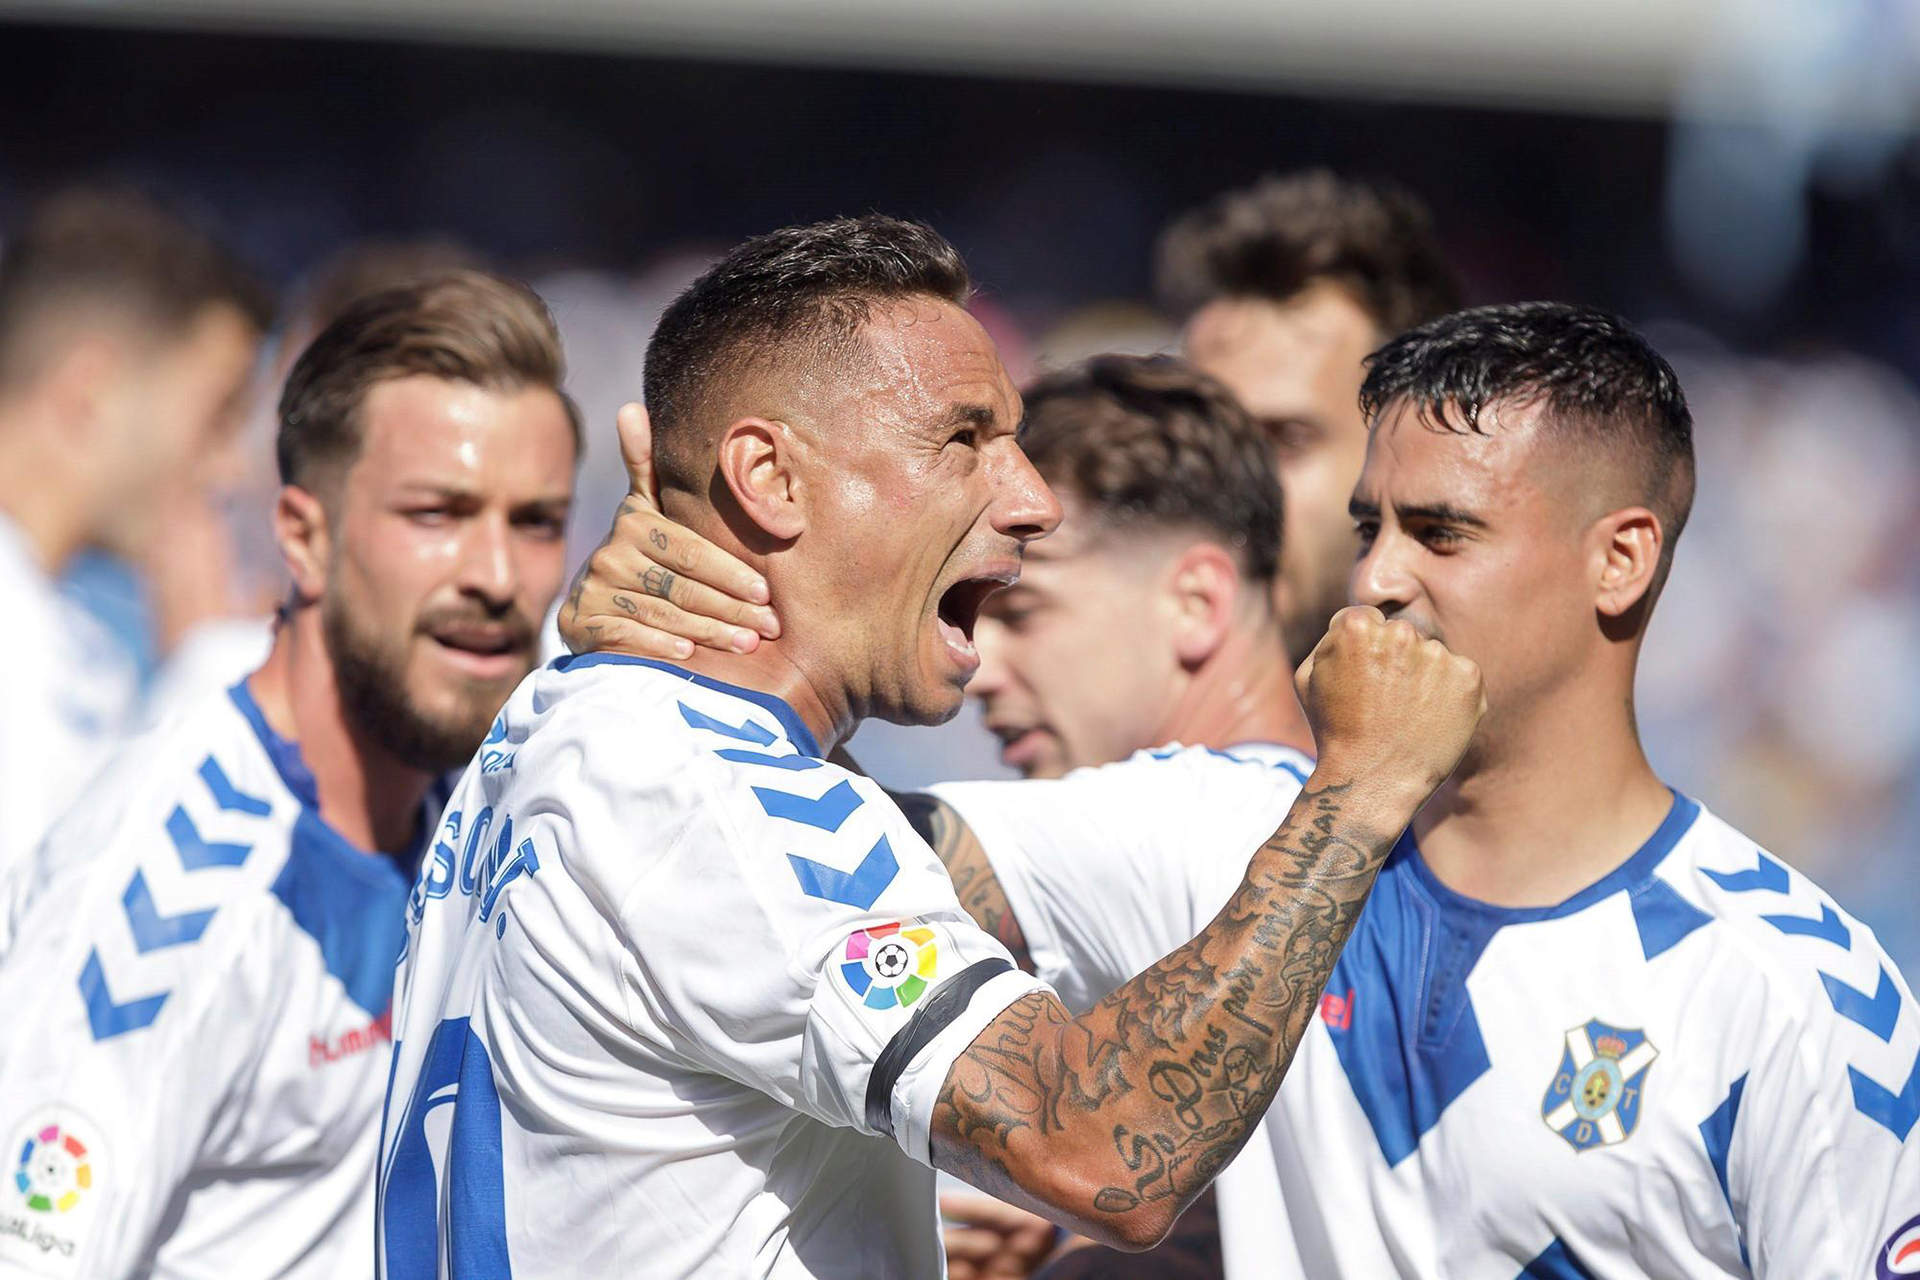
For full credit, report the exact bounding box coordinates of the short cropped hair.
[1021,355,1282,584]
[277,270,581,491]
[643,214,971,492]
[1154,171,1460,337]
[1359,301,1695,583]
[0,186,273,388]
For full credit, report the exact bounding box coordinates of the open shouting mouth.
[934,566,1017,673]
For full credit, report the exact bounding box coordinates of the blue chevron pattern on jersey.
[753,780,863,833]
[122,869,216,953]
[1848,1044,1920,1141]
[199,755,272,816]
[87,753,270,1039]
[1701,850,1789,894]
[716,748,823,772]
[788,835,898,909]
[1762,902,1849,949]
[167,805,252,870]
[1822,966,1902,1042]
[79,948,169,1040]
[678,701,777,746]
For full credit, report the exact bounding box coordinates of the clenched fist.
[1296,606,1485,808]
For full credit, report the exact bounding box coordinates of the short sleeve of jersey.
[929,745,1309,1012]
[1722,921,1920,1277]
[596,743,1050,1165]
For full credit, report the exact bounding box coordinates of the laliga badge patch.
[0,1106,108,1276]
[1879,1212,1920,1279]
[1541,1019,1657,1153]
[836,919,944,1014]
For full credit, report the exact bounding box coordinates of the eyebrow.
[935,403,999,432]
[1348,496,1490,529]
[394,481,571,507]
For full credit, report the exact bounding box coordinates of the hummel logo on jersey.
[309,1008,393,1068]
[1318,988,1354,1032]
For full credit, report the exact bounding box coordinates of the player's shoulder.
[512,655,819,783]
[1668,801,1914,1037]
[1045,739,1312,815]
[0,526,61,627]
[497,656,873,894]
[1128,740,1314,783]
[3,683,325,1031]
[37,682,302,893]
[537,666,951,958]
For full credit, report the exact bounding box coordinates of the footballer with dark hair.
[381,215,1484,1279]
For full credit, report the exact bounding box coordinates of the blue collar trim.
[228,679,322,810]
[226,678,434,874]
[1398,787,1701,924]
[550,654,824,758]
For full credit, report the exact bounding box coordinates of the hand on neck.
[247,605,437,855]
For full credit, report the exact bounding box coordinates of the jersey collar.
[550,654,824,758]
[226,678,439,877]
[1397,787,1702,925]
[228,677,323,809]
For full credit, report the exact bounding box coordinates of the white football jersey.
[0,515,139,884]
[0,679,421,1279]
[377,656,1049,1280]
[932,751,1920,1280]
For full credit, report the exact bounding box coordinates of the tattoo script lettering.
[931,781,1385,1231]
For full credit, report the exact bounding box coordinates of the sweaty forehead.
[852,297,1018,424]
[353,375,573,490]
[1361,397,1556,508]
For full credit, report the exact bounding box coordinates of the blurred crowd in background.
[1,13,1915,978]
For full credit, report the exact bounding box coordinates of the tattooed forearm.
[931,778,1395,1248]
[896,792,1034,972]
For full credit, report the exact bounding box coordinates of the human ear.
[1593,507,1662,618]
[1169,543,1241,667]
[44,336,120,451]
[716,418,806,543]
[275,484,331,604]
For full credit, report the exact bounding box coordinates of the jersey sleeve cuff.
[874,963,1052,1165]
